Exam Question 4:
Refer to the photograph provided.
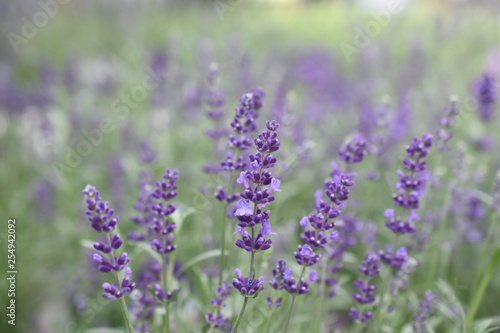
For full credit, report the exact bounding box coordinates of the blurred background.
[0,0,499,332]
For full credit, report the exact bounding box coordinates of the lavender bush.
[3,3,500,333]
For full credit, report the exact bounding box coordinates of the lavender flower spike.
[350,252,380,323]
[82,185,136,332]
[474,73,495,121]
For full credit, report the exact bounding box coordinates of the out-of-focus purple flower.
[350,252,380,323]
[339,135,367,164]
[149,169,179,254]
[206,280,232,330]
[436,96,460,151]
[379,244,408,267]
[349,308,373,323]
[266,296,282,308]
[269,259,288,290]
[412,291,437,332]
[393,134,432,211]
[474,73,495,121]
[139,141,157,164]
[107,154,125,214]
[33,179,55,222]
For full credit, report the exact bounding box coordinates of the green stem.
[354,320,362,333]
[162,254,170,333]
[118,296,135,333]
[426,186,452,284]
[374,234,400,329]
[315,258,328,333]
[265,292,278,333]
[231,297,249,333]
[219,172,235,287]
[284,295,297,333]
[284,266,306,333]
[470,211,498,301]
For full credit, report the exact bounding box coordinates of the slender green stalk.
[470,211,498,301]
[218,199,229,286]
[265,291,278,333]
[106,233,135,333]
[162,254,170,333]
[466,247,500,330]
[219,172,235,287]
[314,258,328,333]
[283,296,297,333]
[426,186,452,284]
[231,297,249,333]
[284,266,306,333]
[354,320,362,333]
[374,234,400,329]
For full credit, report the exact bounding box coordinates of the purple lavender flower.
[232,269,264,296]
[150,169,179,254]
[206,280,233,330]
[393,134,432,210]
[266,296,282,308]
[283,269,319,295]
[232,120,281,254]
[412,291,437,332]
[269,259,288,290]
[474,73,495,121]
[379,244,408,267]
[339,134,368,165]
[435,96,460,151]
[82,185,136,300]
[294,244,321,267]
[350,252,380,323]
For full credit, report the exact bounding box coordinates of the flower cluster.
[219,88,265,176]
[387,134,433,233]
[435,96,460,151]
[474,73,495,121]
[82,185,136,300]
[232,268,265,296]
[269,259,319,296]
[412,291,438,332]
[339,134,367,165]
[203,63,228,173]
[349,252,380,323]
[233,120,281,253]
[269,162,355,299]
[206,280,233,330]
[393,133,432,210]
[148,169,179,303]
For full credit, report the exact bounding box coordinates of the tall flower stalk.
[230,119,281,332]
[150,169,180,333]
[215,88,265,287]
[267,159,356,333]
[375,134,433,328]
[82,185,136,333]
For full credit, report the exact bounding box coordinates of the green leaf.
[178,249,226,275]
[466,247,500,330]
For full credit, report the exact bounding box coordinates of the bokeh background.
[1,0,499,332]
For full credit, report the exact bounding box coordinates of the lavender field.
[1,1,500,333]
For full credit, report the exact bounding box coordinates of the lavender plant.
[230,119,281,332]
[82,185,136,333]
